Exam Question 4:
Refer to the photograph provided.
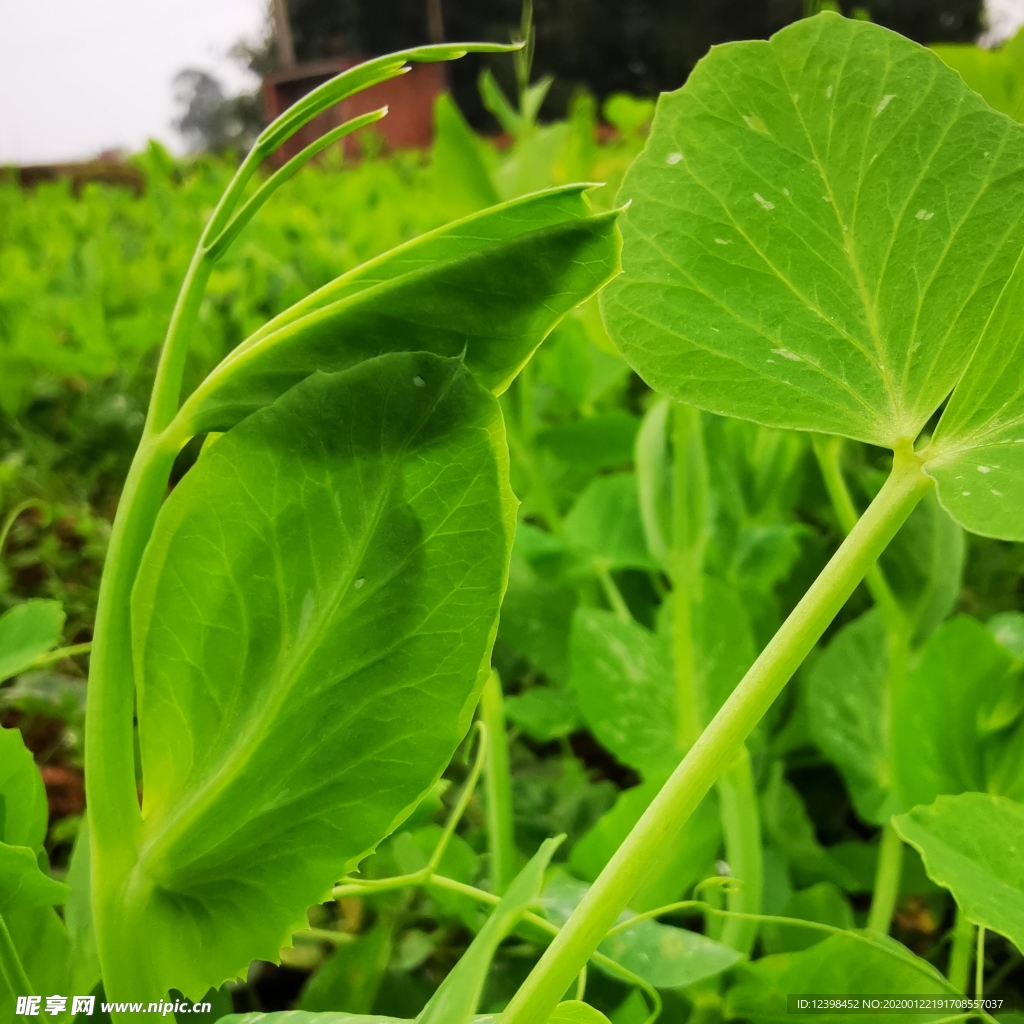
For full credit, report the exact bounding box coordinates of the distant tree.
[172,33,275,155]
[173,69,263,154]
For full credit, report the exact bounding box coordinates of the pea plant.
[500,12,1024,1022]
[0,41,619,1022]
[3,11,1024,1024]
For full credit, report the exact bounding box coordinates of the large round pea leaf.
[726,933,955,1023]
[894,793,1024,954]
[602,13,1024,453]
[127,352,515,997]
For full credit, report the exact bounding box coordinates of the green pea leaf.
[891,616,1018,808]
[564,474,657,573]
[546,1001,613,1023]
[726,932,955,1023]
[0,723,49,849]
[806,612,896,825]
[0,907,70,1008]
[0,599,64,681]
[569,609,676,777]
[602,12,1024,544]
[125,352,514,998]
[0,842,69,913]
[498,537,578,684]
[178,186,620,434]
[894,792,1024,954]
[570,577,755,778]
[537,412,640,471]
[605,11,1024,447]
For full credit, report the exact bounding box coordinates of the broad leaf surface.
[0,723,49,849]
[894,792,1024,953]
[0,599,64,681]
[602,13,1024,453]
[726,933,954,1023]
[129,353,514,997]
[891,615,1019,807]
[570,578,755,779]
[179,187,620,433]
[563,474,657,572]
[806,612,895,824]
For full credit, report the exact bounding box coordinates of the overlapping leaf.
[726,933,955,1023]
[894,793,1024,953]
[177,186,620,434]
[602,12,1024,541]
[0,725,67,915]
[126,352,515,997]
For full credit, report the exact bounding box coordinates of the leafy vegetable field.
[2,13,1024,1024]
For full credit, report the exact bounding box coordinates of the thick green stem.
[480,672,516,895]
[867,820,904,934]
[949,906,974,993]
[717,750,763,955]
[812,436,905,634]
[499,445,932,1024]
[0,912,33,997]
[814,434,909,935]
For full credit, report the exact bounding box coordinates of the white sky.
[0,0,267,164]
[1,0,1024,165]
